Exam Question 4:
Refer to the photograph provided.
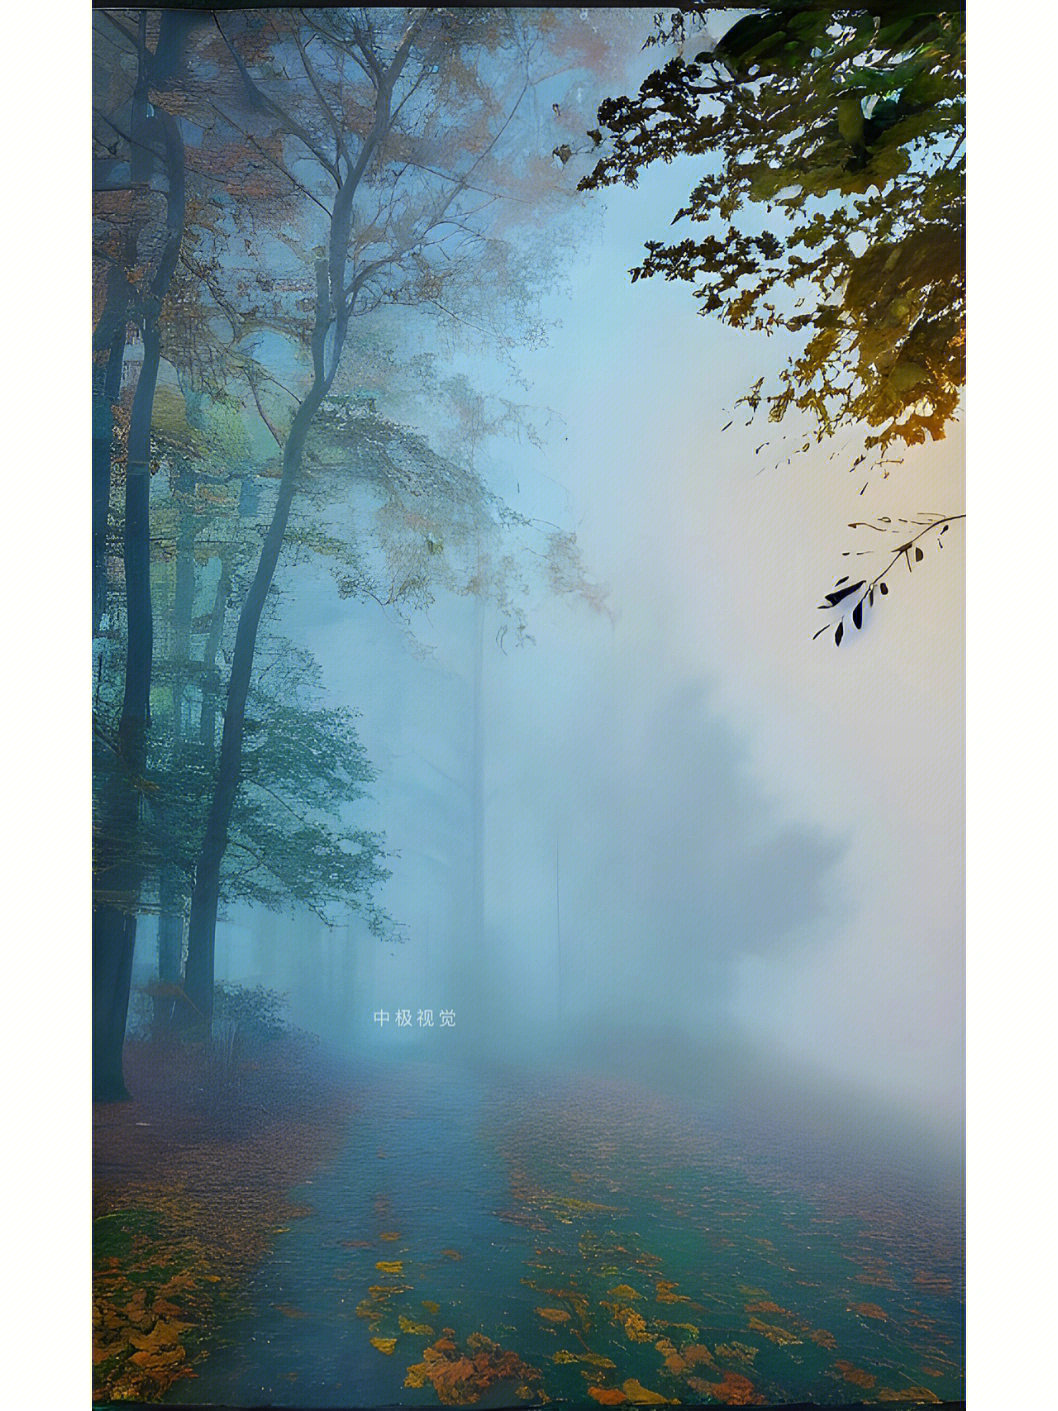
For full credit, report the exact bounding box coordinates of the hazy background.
[181,147,965,1166]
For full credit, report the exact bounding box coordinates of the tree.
[92,8,636,1078]
[582,4,964,454]
[92,368,397,1033]
[168,7,625,1032]
[579,5,964,637]
[93,9,195,1099]
[92,385,398,1024]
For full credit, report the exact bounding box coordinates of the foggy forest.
[89,7,966,1408]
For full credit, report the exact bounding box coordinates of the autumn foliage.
[92,1036,354,1401]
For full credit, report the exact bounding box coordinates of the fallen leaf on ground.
[747,1315,802,1346]
[404,1328,540,1404]
[834,1360,876,1389]
[620,1377,675,1404]
[128,1320,192,1350]
[848,1301,888,1320]
[399,1314,434,1335]
[688,1371,764,1405]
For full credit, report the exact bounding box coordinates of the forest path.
[164,1054,965,1408]
[165,1056,522,1407]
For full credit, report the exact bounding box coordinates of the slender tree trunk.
[200,555,232,749]
[184,390,324,1030]
[93,101,186,1100]
[93,323,160,1099]
[93,309,128,636]
[120,322,160,742]
[155,877,185,1035]
[157,903,184,987]
[93,906,137,1100]
[171,461,196,733]
[155,465,196,1031]
[469,594,486,962]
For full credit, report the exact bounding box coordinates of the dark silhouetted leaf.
[852,601,863,629]
[823,581,864,606]
[835,575,849,586]
[835,621,844,645]
[879,580,888,595]
[914,546,924,561]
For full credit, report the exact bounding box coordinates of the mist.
[190,154,963,1180]
[93,11,964,1406]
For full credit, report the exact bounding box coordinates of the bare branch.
[246,373,285,449]
[203,99,332,216]
[295,29,352,169]
[213,15,340,180]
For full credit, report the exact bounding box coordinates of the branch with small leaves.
[813,513,964,644]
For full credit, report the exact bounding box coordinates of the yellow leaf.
[536,1307,571,1323]
[620,1378,675,1404]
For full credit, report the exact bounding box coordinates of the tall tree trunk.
[93,101,186,1100]
[154,876,185,1035]
[93,322,161,1099]
[469,594,486,967]
[184,391,324,1031]
[93,319,160,1097]
[93,906,137,1100]
[170,461,197,734]
[93,304,128,637]
[155,463,196,1031]
[120,322,160,742]
[200,554,232,749]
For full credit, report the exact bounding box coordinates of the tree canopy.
[580,4,965,461]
